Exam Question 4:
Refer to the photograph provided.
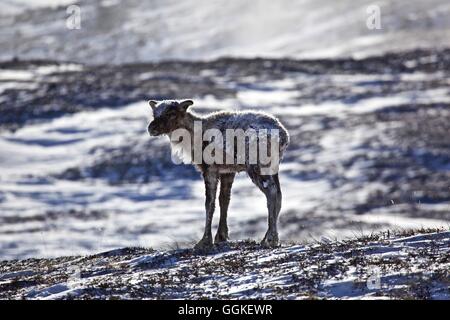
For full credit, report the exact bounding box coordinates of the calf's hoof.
[194,237,214,251]
[214,231,229,244]
[261,232,279,248]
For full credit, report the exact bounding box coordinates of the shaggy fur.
[148,99,289,249]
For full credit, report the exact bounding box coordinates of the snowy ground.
[0,228,448,299]
[0,50,449,260]
[1,0,450,63]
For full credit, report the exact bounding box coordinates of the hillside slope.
[1,0,450,63]
[0,228,448,299]
[1,49,450,260]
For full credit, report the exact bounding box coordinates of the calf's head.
[147,99,194,136]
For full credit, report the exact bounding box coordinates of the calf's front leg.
[194,171,218,250]
[215,173,235,243]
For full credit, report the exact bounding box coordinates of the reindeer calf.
[147,100,289,249]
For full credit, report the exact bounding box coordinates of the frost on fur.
[147,99,289,249]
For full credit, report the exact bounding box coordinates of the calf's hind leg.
[215,173,235,243]
[247,166,282,248]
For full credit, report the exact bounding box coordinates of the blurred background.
[0,0,449,259]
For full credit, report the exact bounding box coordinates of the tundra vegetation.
[0,228,447,299]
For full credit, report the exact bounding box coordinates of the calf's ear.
[149,100,157,111]
[179,99,193,111]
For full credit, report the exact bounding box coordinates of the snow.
[1,62,449,259]
[0,1,448,300]
[2,0,450,63]
[0,0,76,15]
[0,65,82,81]
[1,230,447,299]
